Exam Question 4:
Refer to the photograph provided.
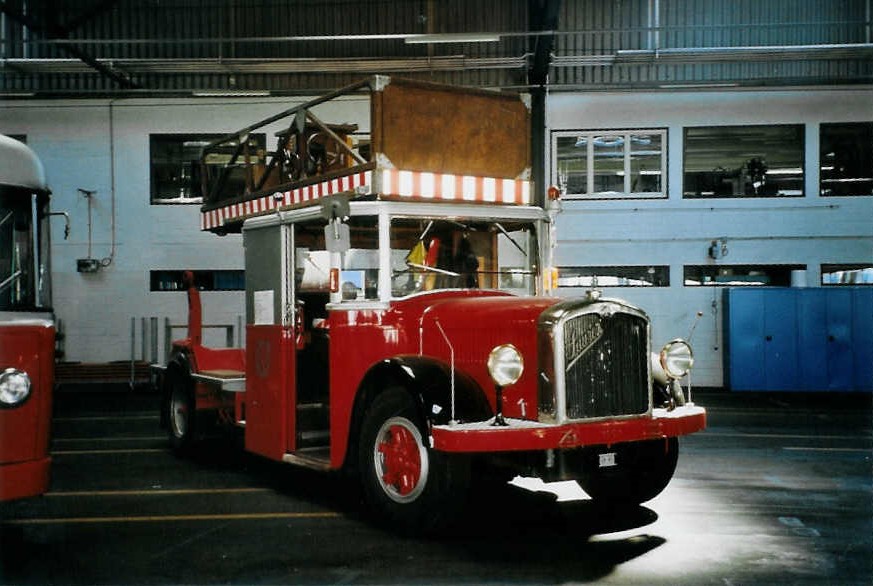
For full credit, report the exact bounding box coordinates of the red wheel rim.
[374,416,428,503]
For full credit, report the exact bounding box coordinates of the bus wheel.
[358,387,469,533]
[165,369,195,452]
[578,437,679,507]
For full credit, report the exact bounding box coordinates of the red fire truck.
[0,135,57,501]
[158,77,706,531]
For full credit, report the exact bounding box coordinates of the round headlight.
[0,368,32,408]
[487,344,524,387]
[660,339,694,379]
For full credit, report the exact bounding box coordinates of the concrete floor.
[1,388,870,585]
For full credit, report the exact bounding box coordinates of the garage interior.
[1,1,871,585]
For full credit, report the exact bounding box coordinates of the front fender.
[362,356,493,426]
[343,355,494,470]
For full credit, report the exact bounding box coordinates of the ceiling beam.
[528,0,561,87]
[0,0,138,89]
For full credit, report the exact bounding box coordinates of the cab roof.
[0,134,48,193]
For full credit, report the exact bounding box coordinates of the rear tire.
[165,368,196,453]
[358,387,469,534]
[578,437,679,506]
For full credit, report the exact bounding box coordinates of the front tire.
[358,387,469,533]
[578,437,679,506]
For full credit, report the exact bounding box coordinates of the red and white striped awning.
[379,169,530,205]
[200,169,531,231]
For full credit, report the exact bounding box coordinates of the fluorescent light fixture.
[192,90,271,97]
[404,33,501,44]
[658,82,740,89]
[765,167,803,175]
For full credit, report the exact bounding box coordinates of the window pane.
[295,216,380,302]
[150,269,245,291]
[684,265,804,286]
[822,264,873,285]
[555,135,588,195]
[629,133,663,194]
[558,266,669,287]
[592,135,624,195]
[820,122,873,197]
[1,191,36,309]
[390,218,538,297]
[684,125,804,198]
[151,134,265,205]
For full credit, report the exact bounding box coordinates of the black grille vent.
[563,311,649,419]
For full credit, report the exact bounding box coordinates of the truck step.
[283,448,331,471]
[297,429,330,449]
[297,402,329,431]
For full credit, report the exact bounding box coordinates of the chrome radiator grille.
[539,302,650,421]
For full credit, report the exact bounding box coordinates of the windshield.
[0,190,51,311]
[390,217,539,297]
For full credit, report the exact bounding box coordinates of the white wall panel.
[549,86,873,387]
[0,95,370,363]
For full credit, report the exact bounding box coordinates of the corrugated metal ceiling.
[1,0,870,97]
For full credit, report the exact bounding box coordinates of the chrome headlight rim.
[0,368,33,409]
[487,344,524,387]
[659,339,694,379]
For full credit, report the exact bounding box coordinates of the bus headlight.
[0,368,32,408]
[487,344,524,387]
[660,340,694,379]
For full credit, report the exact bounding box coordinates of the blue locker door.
[797,289,829,391]
[851,288,873,392]
[725,289,766,390]
[826,289,854,391]
[763,289,799,391]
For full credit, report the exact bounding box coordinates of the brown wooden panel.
[376,79,530,179]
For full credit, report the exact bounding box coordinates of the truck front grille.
[539,301,651,422]
[563,311,649,419]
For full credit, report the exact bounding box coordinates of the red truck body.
[159,77,705,531]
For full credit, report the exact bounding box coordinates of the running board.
[282,450,332,472]
[191,370,245,393]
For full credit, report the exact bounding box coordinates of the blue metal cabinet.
[724,287,873,392]
[796,289,829,390]
[851,288,873,391]
[723,289,766,390]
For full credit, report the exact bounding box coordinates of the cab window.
[294,215,380,302]
[390,217,538,297]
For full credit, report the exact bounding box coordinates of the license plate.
[598,452,617,468]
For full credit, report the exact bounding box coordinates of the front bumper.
[431,404,706,453]
[0,456,51,501]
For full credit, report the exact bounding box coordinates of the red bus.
[0,135,55,501]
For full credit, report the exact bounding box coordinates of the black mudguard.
[357,355,493,427]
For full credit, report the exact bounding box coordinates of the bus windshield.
[390,217,539,297]
[0,190,51,311]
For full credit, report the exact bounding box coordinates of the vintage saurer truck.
[157,76,706,532]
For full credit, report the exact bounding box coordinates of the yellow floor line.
[4,511,341,525]
[45,487,271,497]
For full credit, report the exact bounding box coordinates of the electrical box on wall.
[77,258,101,273]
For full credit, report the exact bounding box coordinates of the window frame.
[150,269,245,292]
[821,264,873,286]
[552,128,668,200]
[557,265,670,288]
[683,264,806,287]
[819,122,873,197]
[682,124,805,199]
[149,133,266,205]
